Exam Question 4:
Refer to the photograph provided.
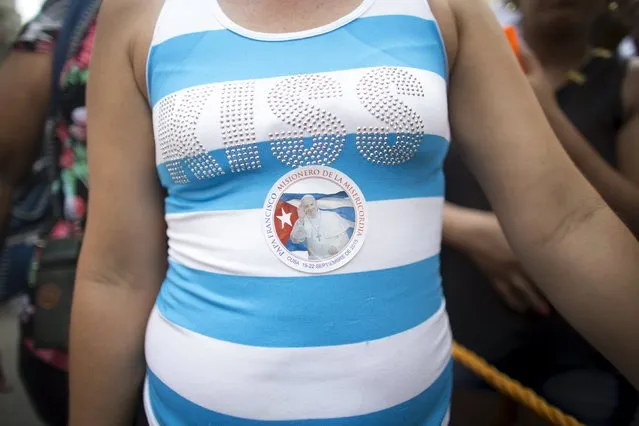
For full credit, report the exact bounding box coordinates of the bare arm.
[441,43,639,313]
[540,101,639,234]
[69,1,166,425]
[518,48,639,235]
[442,203,482,252]
[0,51,52,247]
[446,0,639,387]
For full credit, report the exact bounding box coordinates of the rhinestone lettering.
[157,87,225,184]
[221,82,261,173]
[267,74,347,168]
[356,68,426,165]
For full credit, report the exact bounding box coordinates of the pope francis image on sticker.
[289,195,355,261]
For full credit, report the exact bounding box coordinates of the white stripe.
[279,178,352,197]
[363,0,435,20]
[150,0,436,47]
[441,408,451,425]
[166,197,443,277]
[150,0,225,47]
[145,304,452,420]
[152,66,449,166]
[143,380,161,426]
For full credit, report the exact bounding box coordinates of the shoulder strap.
[44,0,101,220]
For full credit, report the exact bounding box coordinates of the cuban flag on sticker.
[274,191,356,257]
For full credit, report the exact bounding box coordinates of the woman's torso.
[145,0,453,424]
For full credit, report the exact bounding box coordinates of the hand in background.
[463,212,551,316]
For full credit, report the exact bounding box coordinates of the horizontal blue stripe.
[160,134,449,214]
[147,361,452,425]
[156,256,443,348]
[148,15,447,106]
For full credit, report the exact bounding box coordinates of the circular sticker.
[263,166,368,274]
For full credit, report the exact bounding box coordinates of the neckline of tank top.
[211,0,376,42]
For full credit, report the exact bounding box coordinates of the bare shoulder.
[429,0,509,73]
[427,0,458,71]
[95,0,165,100]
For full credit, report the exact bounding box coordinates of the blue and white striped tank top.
[144,0,452,424]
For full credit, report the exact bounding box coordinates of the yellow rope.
[452,342,584,426]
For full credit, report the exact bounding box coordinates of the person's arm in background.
[0,5,21,61]
[518,48,639,235]
[442,203,549,315]
[0,0,68,249]
[0,60,53,246]
[69,0,166,424]
[0,54,48,246]
[440,0,639,388]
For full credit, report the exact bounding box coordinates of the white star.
[277,208,293,229]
